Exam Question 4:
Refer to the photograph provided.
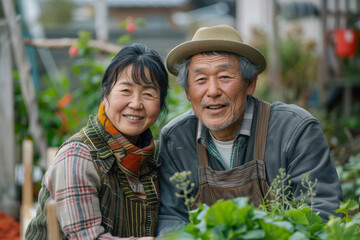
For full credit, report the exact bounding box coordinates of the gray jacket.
[156,96,343,236]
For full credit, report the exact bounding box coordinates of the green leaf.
[335,199,359,215]
[209,225,229,240]
[286,209,309,225]
[232,197,250,208]
[117,34,132,45]
[325,216,360,240]
[232,224,247,236]
[271,221,294,232]
[288,231,309,240]
[163,228,198,240]
[120,21,127,29]
[285,207,322,226]
[204,200,240,227]
[134,18,146,27]
[241,229,266,239]
[308,222,324,234]
[253,209,268,220]
[260,221,293,240]
[349,212,360,225]
[195,203,210,224]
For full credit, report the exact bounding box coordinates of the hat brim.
[166,39,266,76]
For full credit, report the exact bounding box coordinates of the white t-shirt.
[209,132,234,169]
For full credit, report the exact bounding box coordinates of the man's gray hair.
[175,51,261,90]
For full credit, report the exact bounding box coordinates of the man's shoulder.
[270,101,317,122]
[161,109,198,136]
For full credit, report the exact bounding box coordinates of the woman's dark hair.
[101,43,169,112]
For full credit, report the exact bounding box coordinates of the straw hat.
[166,25,266,76]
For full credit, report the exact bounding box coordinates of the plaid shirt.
[25,115,160,239]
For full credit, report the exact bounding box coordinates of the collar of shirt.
[196,96,255,168]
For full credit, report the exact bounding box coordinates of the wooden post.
[21,139,33,239]
[46,200,61,240]
[343,0,352,117]
[95,0,108,42]
[47,147,58,169]
[268,0,281,87]
[1,0,48,168]
[0,21,16,200]
[317,0,329,106]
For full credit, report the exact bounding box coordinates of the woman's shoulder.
[54,141,92,165]
[44,141,101,190]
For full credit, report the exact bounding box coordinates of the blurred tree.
[39,0,75,27]
[279,25,318,107]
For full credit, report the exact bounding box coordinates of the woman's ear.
[102,98,109,110]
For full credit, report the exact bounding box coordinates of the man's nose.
[206,78,221,97]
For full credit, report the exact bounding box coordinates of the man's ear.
[185,89,191,101]
[246,76,258,96]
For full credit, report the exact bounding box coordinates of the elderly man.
[156,25,342,235]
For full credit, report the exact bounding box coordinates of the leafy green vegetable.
[325,216,360,240]
[162,170,360,240]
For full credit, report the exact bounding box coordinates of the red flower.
[68,46,79,57]
[57,93,72,109]
[126,23,136,33]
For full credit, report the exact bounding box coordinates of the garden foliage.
[162,170,360,240]
[163,197,360,240]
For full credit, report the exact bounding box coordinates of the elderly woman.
[25,43,169,239]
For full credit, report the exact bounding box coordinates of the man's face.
[186,53,256,141]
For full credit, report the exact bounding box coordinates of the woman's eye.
[121,89,130,93]
[144,91,159,98]
[144,93,153,97]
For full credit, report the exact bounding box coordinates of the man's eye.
[121,89,130,93]
[196,77,206,82]
[220,75,230,79]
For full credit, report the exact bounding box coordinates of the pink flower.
[126,23,136,33]
[68,46,79,57]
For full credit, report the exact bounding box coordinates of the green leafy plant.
[335,199,360,223]
[336,154,360,201]
[169,171,195,215]
[39,0,75,27]
[250,26,318,108]
[262,168,296,215]
[118,17,146,44]
[162,197,331,240]
[163,169,360,240]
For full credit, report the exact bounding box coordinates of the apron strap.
[254,99,272,161]
[196,142,209,166]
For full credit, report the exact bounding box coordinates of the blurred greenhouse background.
[0,0,360,238]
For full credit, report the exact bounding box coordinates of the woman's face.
[103,65,161,141]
